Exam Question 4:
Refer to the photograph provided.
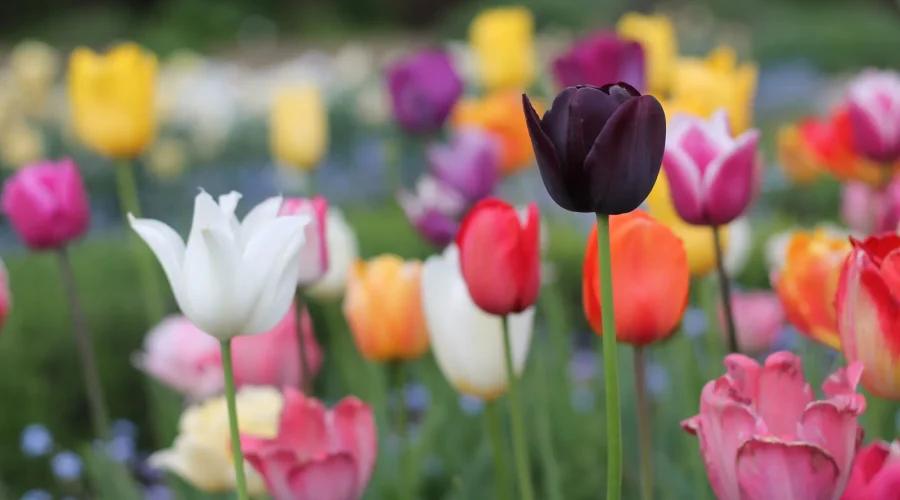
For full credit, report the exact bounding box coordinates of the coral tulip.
[845,70,900,164]
[307,207,359,301]
[427,127,500,203]
[468,6,535,92]
[386,50,463,134]
[682,352,865,500]
[1,158,90,250]
[776,122,822,185]
[397,176,467,248]
[523,83,666,214]
[343,255,429,362]
[718,291,785,355]
[842,440,900,499]
[841,180,900,235]
[582,211,689,345]
[452,91,537,175]
[270,86,328,171]
[616,12,677,96]
[280,197,329,286]
[553,33,645,91]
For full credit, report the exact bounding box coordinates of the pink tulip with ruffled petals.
[718,291,785,355]
[280,197,329,286]
[846,70,900,164]
[842,440,900,500]
[663,110,761,226]
[682,351,866,500]
[242,388,377,500]
[841,180,900,235]
[1,158,90,250]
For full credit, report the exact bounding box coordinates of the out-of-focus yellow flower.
[777,123,821,185]
[68,43,158,159]
[9,40,59,118]
[452,91,539,175]
[616,12,678,96]
[146,138,188,181]
[149,386,282,495]
[270,86,328,171]
[1,121,45,169]
[469,7,535,92]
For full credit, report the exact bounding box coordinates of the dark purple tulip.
[397,176,467,247]
[386,50,464,134]
[427,127,501,203]
[523,83,666,214]
[554,33,646,92]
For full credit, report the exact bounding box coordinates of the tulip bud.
[718,291,785,355]
[553,33,645,92]
[846,70,900,164]
[427,127,501,203]
[468,6,536,92]
[270,86,328,171]
[523,83,666,214]
[386,50,463,135]
[397,176,466,248]
[279,197,329,286]
[307,207,359,301]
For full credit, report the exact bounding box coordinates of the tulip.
[0,121,46,168]
[842,440,900,499]
[130,191,309,341]
[836,234,900,398]
[616,12,677,96]
[9,40,59,118]
[468,6,535,92]
[422,244,535,398]
[0,259,9,334]
[270,86,328,171]
[582,210,689,345]
[1,158,90,250]
[845,70,900,164]
[279,197,329,286]
[776,122,822,185]
[397,176,467,248]
[68,43,157,159]
[718,291,785,355]
[241,389,377,500]
[663,110,761,226]
[343,255,429,362]
[427,127,501,203]
[307,207,360,301]
[553,33,645,91]
[682,352,865,500]
[772,229,851,350]
[841,180,900,235]
[385,50,463,134]
[453,91,537,175]
[523,83,666,214]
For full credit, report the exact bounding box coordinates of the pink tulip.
[846,70,900,164]
[841,180,900,234]
[280,197,329,286]
[842,440,900,500]
[718,291,785,355]
[0,258,11,334]
[242,388,377,500]
[0,158,90,250]
[682,351,866,500]
[663,110,761,225]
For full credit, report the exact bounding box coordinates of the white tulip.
[307,207,360,301]
[723,216,752,277]
[129,190,310,341]
[421,245,535,400]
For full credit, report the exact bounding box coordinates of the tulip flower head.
[397,176,467,248]
[663,110,761,226]
[307,207,360,301]
[553,32,645,92]
[841,180,900,235]
[718,291,785,355]
[279,197,329,286]
[270,86,329,171]
[1,158,90,250]
[776,123,822,185]
[842,440,900,499]
[682,352,865,500]
[386,50,463,134]
[845,70,900,164]
[523,83,666,214]
[427,127,501,203]
[468,6,535,92]
[129,191,311,341]
[453,91,537,175]
[241,389,377,500]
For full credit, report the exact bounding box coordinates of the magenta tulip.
[842,440,900,500]
[280,196,329,286]
[386,50,463,134]
[553,32,645,91]
[846,70,900,164]
[427,127,501,203]
[718,290,785,355]
[397,176,467,248]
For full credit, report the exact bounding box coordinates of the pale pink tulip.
[841,440,900,500]
[242,388,377,500]
[718,291,785,355]
[841,180,900,234]
[682,351,866,500]
[663,110,761,225]
[280,196,329,286]
[846,70,900,164]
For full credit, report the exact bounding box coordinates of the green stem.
[534,343,563,500]
[115,161,165,323]
[392,362,412,499]
[294,288,312,393]
[595,213,622,500]
[501,315,534,500]
[57,248,111,441]
[712,225,738,353]
[485,400,510,500]
[220,340,249,500]
[633,346,654,500]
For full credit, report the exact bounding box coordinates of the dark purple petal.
[386,50,463,134]
[524,93,584,211]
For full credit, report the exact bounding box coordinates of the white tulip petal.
[239,196,282,249]
[218,191,242,238]
[191,190,233,237]
[307,208,359,300]
[182,226,242,340]
[128,214,188,313]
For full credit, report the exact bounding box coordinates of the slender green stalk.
[114,161,165,323]
[595,213,622,500]
[220,340,249,500]
[391,362,413,500]
[534,343,563,500]
[294,288,312,393]
[501,316,534,500]
[57,248,111,441]
[712,225,738,353]
[485,400,510,500]
[633,347,654,500]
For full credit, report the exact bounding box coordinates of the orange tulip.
[582,211,690,345]
[452,91,537,176]
[771,230,851,350]
[776,123,821,185]
[343,255,429,362]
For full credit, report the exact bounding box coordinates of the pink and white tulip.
[718,290,785,355]
[842,440,900,500]
[280,197,329,286]
[846,70,900,164]
[841,180,900,235]
[682,351,866,500]
[663,110,761,226]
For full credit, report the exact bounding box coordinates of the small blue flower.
[458,394,484,415]
[644,363,670,396]
[20,490,52,500]
[51,450,84,481]
[143,485,173,500]
[20,424,53,458]
[404,383,431,413]
[112,419,138,439]
[107,434,136,463]
[682,307,708,339]
[571,386,595,414]
[568,349,598,383]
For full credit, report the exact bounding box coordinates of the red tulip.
[455,198,540,316]
[842,440,900,500]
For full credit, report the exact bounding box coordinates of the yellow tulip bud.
[469,7,536,92]
[270,86,328,171]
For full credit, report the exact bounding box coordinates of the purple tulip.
[386,50,463,134]
[554,33,645,92]
[846,70,900,164]
[522,83,666,214]
[397,176,467,247]
[427,128,501,203]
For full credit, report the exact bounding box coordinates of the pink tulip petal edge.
[681,351,865,500]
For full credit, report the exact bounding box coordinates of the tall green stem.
[485,400,510,500]
[294,288,312,393]
[595,213,622,500]
[115,161,165,323]
[712,225,738,353]
[501,316,534,500]
[633,347,654,500]
[220,340,249,500]
[391,362,412,499]
[534,342,563,500]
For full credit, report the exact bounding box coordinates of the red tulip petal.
[865,462,900,500]
[736,438,840,500]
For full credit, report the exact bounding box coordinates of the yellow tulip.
[9,40,59,118]
[270,86,328,171]
[616,12,678,96]
[1,120,45,169]
[469,6,535,92]
[68,43,157,159]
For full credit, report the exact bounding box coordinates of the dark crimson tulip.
[523,83,666,214]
